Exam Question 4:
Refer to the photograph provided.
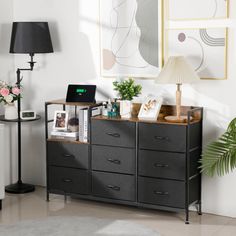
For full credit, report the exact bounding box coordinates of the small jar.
[102,102,108,116]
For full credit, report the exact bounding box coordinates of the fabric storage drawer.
[139,150,185,180]
[139,123,186,152]
[91,120,136,148]
[138,177,185,208]
[92,171,135,201]
[47,141,89,169]
[92,145,135,175]
[48,166,89,195]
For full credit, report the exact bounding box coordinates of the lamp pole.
[5,54,36,194]
[176,83,182,120]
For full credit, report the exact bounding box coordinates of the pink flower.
[12,87,20,96]
[0,88,10,97]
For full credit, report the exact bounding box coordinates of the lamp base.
[5,181,35,194]
[164,115,193,123]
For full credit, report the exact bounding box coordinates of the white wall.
[7,0,236,217]
[0,0,16,186]
[0,0,13,81]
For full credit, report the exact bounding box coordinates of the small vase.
[119,100,132,118]
[4,103,18,120]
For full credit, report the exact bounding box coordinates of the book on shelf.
[51,130,79,137]
[79,108,88,142]
[50,105,102,142]
[50,130,79,141]
[50,135,78,141]
[83,108,88,143]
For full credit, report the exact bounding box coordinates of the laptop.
[66,84,96,103]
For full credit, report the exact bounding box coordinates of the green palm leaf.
[200,118,236,176]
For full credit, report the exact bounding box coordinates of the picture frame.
[99,0,163,78]
[165,27,228,80]
[53,110,68,131]
[138,96,163,121]
[167,0,229,21]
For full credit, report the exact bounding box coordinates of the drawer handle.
[154,190,169,196]
[62,178,73,183]
[63,154,74,158]
[154,136,169,141]
[107,185,120,191]
[106,132,120,138]
[107,158,121,165]
[154,163,169,168]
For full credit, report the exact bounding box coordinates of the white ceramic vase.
[4,103,18,120]
[119,100,132,118]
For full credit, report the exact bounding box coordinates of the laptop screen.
[66,84,96,103]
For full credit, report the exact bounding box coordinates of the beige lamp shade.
[155,56,200,123]
[155,56,200,84]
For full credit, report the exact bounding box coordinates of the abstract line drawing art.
[168,0,228,20]
[100,0,162,77]
[167,28,227,79]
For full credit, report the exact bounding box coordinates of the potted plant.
[113,78,142,118]
[200,118,236,176]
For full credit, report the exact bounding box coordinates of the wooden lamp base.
[164,84,193,123]
[164,115,192,123]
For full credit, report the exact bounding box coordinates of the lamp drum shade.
[155,56,200,84]
[10,22,53,54]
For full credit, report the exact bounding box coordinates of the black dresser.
[45,99,203,224]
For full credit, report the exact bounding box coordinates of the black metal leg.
[46,191,50,202]
[185,208,189,224]
[0,200,2,210]
[198,111,203,216]
[198,174,202,215]
[198,201,202,215]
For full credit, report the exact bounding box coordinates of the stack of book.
[50,106,102,143]
[50,130,79,141]
[79,106,102,142]
[79,108,88,143]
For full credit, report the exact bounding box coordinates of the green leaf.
[199,118,236,177]
[113,78,142,100]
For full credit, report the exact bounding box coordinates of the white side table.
[0,124,5,210]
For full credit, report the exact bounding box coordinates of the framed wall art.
[166,28,228,80]
[99,0,163,78]
[167,0,229,21]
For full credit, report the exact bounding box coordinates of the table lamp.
[155,56,200,123]
[5,22,53,194]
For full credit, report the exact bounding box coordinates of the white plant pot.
[4,103,18,120]
[120,100,132,118]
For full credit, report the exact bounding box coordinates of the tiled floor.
[0,187,235,236]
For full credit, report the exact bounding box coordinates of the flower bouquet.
[0,80,21,119]
[0,80,21,105]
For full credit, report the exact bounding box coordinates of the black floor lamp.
[5,22,53,194]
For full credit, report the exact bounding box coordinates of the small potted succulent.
[113,78,142,118]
